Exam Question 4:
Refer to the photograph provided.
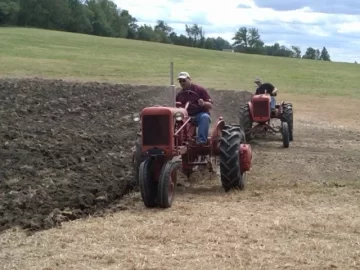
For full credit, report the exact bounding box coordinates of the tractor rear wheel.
[282,103,293,141]
[238,103,253,141]
[139,159,158,208]
[219,125,246,192]
[281,121,290,148]
[158,160,181,208]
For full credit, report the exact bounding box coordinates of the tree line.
[1,0,331,61]
[233,27,331,61]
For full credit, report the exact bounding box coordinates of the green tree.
[214,37,232,50]
[185,24,205,47]
[137,24,156,41]
[154,20,173,43]
[67,0,93,34]
[291,46,301,58]
[247,28,264,49]
[17,0,71,29]
[0,0,20,24]
[119,10,138,39]
[232,27,248,48]
[302,47,316,59]
[232,27,264,54]
[320,47,331,61]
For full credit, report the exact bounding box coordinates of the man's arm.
[199,86,213,110]
[269,83,278,95]
[272,87,278,95]
[262,83,276,96]
[203,101,213,110]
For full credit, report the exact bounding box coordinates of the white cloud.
[114,0,360,63]
[337,22,360,33]
[306,26,331,37]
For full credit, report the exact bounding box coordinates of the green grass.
[1,27,360,97]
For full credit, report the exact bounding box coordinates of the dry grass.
[1,95,360,269]
[1,182,360,270]
[283,93,360,131]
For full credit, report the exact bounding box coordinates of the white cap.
[178,71,190,79]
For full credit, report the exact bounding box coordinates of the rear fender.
[211,117,225,155]
[239,143,252,172]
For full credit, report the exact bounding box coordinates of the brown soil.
[0,78,252,233]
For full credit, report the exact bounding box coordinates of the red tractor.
[132,90,253,208]
[238,92,293,148]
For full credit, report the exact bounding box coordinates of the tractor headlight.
[174,112,184,121]
[132,112,140,122]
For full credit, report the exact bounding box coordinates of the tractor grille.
[142,115,170,146]
[253,100,269,118]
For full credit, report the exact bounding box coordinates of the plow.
[132,89,253,208]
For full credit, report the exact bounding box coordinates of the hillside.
[1,27,359,97]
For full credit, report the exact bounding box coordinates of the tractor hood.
[141,106,188,117]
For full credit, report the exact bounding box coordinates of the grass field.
[1,27,360,269]
[1,27,359,97]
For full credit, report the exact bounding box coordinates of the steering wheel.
[176,90,203,111]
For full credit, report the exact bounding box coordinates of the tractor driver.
[254,77,278,112]
[176,71,213,145]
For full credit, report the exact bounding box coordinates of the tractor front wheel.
[281,121,290,148]
[219,125,246,192]
[158,160,181,208]
[139,159,158,208]
[282,103,293,141]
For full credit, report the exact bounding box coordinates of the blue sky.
[114,0,360,63]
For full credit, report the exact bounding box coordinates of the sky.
[114,0,360,63]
